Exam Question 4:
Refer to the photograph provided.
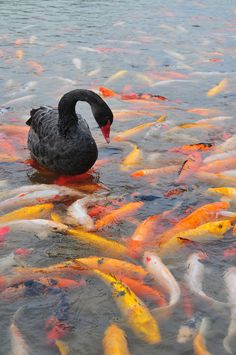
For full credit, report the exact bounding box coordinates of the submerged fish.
[95,201,143,229]
[103,324,131,355]
[175,152,202,184]
[143,252,181,315]
[121,143,142,171]
[93,269,161,344]
[193,317,211,355]
[223,267,236,354]
[207,187,236,198]
[170,143,214,154]
[185,252,227,309]
[207,78,228,97]
[113,116,166,141]
[10,317,30,355]
[177,313,203,344]
[55,340,69,355]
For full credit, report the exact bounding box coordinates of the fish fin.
[223,335,233,354]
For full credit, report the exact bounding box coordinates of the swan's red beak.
[100,121,111,143]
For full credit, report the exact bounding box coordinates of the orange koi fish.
[175,152,202,184]
[193,318,211,355]
[157,201,229,245]
[99,86,117,97]
[95,201,143,229]
[131,165,179,178]
[207,78,228,97]
[75,256,148,281]
[186,108,219,116]
[103,324,131,355]
[15,38,26,45]
[119,276,167,307]
[169,143,214,154]
[28,60,44,75]
[113,115,166,141]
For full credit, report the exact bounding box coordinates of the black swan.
[26,89,113,175]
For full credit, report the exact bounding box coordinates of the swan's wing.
[26,106,57,140]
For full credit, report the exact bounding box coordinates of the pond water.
[0,0,236,354]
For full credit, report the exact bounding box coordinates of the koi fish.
[207,78,228,97]
[10,321,30,355]
[223,267,236,354]
[93,269,161,344]
[55,340,69,355]
[143,252,181,314]
[193,318,211,355]
[203,150,236,164]
[131,165,179,178]
[72,57,82,70]
[113,116,166,141]
[105,70,128,84]
[119,276,167,307]
[28,60,44,75]
[197,171,236,187]
[169,143,214,154]
[158,220,231,256]
[95,201,143,229]
[163,185,188,198]
[0,186,84,211]
[75,256,148,280]
[103,324,131,355]
[177,313,203,344]
[185,252,227,309]
[0,203,53,224]
[175,152,202,184]
[0,219,69,239]
[186,108,219,116]
[99,86,117,97]
[199,157,236,174]
[68,229,128,258]
[67,198,95,231]
[157,201,230,245]
[207,187,236,198]
[15,49,24,60]
[0,249,31,273]
[121,143,142,171]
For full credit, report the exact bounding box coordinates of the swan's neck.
[58,89,104,135]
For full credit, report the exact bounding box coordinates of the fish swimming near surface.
[95,201,143,229]
[177,313,203,344]
[103,323,131,355]
[0,203,53,224]
[9,308,30,355]
[157,220,232,256]
[0,219,69,239]
[223,267,236,354]
[143,252,181,316]
[93,269,161,344]
[185,252,227,309]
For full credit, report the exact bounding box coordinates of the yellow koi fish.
[0,203,53,224]
[158,220,232,256]
[193,318,211,355]
[113,116,166,141]
[55,340,69,355]
[103,324,131,355]
[121,143,142,171]
[207,78,228,97]
[93,269,161,344]
[207,187,236,198]
[68,228,128,258]
[105,70,128,84]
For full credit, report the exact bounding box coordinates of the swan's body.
[26,89,113,175]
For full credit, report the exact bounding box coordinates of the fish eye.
[218,224,223,229]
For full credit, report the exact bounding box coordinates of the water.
[0,0,236,354]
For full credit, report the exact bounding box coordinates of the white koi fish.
[223,267,236,354]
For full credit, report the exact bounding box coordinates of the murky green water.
[0,0,236,354]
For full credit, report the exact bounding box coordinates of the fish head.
[209,220,232,235]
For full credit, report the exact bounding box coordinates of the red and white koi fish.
[143,252,181,316]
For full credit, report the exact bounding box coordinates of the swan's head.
[93,104,113,143]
